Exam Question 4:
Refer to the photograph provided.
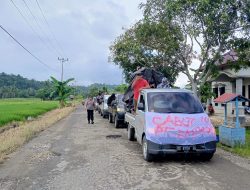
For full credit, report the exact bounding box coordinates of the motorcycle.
[245,106,250,114]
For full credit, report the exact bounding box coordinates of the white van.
[100,95,110,118]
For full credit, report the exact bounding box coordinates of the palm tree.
[50,76,74,108]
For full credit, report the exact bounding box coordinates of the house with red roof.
[209,50,250,115]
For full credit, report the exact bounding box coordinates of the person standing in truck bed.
[131,73,150,112]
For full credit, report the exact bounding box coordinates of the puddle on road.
[106,135,122,139]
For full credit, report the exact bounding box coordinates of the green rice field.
[0,99,59,127]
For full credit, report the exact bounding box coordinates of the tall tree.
[110,20,183,84]
[114,84,128,94]
[88,86,99,98]
[36,80,55,100]
[141,0,250,96]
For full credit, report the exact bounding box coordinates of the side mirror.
[137,103,144,111]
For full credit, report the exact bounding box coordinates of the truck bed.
[125,112,136,127]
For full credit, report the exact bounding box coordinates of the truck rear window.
[147,92,204,114]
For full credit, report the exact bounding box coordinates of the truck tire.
[142,136,153,162]
[200,153,214,161]
[120,121,125,128]
[109,114,113,123]
[114,115,119,128]
[128,124,135,141]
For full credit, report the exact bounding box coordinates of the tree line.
[0,72,45,98]
[0,72,127,99]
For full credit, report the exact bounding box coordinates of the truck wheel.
[120,121,125,128]
[142,136,153,162]
[109,114,113,123]
[128,124,135,141]
[200,153,214,161]
[114,115,119,128]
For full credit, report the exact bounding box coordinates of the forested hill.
[0,73,121,99]
[0,72,44,89]
[0,72,45,98]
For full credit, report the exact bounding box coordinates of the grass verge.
[0,106,75,162]
[0,98,58,127]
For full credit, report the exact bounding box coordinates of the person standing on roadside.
[131,73,150,112]
[208,103,214,115]
[85,97,95,124]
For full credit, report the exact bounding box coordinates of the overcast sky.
[0,0,188,87]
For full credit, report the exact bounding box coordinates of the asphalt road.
[1,106,250,190]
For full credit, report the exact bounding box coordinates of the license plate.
[183,146,190,151]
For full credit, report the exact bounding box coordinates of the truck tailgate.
[125,112,136,127]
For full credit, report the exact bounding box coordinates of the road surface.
[0,106,250,190]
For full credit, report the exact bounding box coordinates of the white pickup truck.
[125,88,217,161]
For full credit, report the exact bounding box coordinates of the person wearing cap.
[131,73,150,112]
[157,77,170,88]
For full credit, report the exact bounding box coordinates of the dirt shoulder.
[0,106,76,162]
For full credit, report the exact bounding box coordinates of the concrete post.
[236,78,243,96]
[235,97,240,128]
[218,84,221,97]
[224,104,227,126]
[235,78,245,125]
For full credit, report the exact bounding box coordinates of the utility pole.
[58,57,69,81]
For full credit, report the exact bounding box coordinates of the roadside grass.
[215,127,250,158]
[0,98,58,127]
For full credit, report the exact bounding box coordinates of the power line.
[0,25,58,72]
[35,0,66,57]
[9,0,57,58]
[21,0,63,57]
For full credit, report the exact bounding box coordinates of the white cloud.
[1,0,189,87]
[0,0,145,85]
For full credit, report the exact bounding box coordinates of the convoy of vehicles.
[95,83,216,162]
